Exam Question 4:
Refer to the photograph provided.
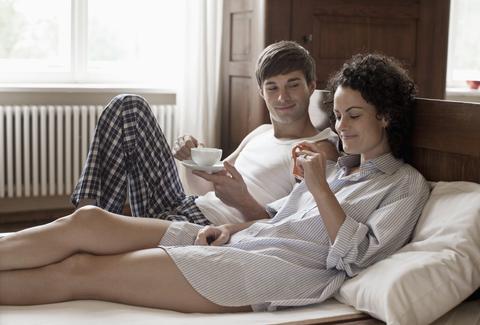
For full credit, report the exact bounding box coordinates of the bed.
[1,93,479,325]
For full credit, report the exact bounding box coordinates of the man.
[71,41,338,225]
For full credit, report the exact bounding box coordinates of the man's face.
[259,70,315,126]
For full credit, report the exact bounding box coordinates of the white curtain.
[177,0,223,193]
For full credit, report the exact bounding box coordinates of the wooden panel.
[410,98,480,183]
[411,148,480,183]
[313,16,417,63]
[291,0,449,99]
[310,1,419,89]
[411,99,480,157]
[232,12,253,61]
[229,76,252,149]
[264,0,292,45]
[313,0,419,19]
[415,0,450,99]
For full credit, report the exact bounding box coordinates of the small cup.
[191,148,222,166]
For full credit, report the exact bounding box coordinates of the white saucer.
[181,160,225,173]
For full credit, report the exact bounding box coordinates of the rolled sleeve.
[326,216,369,277]
[325,178,429,278]
[265,196,287,218]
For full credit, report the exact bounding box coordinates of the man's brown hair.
[255,41,316,88]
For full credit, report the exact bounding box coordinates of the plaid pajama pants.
[70,94,212,226]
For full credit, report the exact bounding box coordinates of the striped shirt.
[159,153,430,312]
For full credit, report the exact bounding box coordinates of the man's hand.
[172,134,204,161]
[192,161,249,209]
[193,161,269,221]
[195,225,231,246]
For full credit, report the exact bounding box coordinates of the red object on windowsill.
[466,80,480,89]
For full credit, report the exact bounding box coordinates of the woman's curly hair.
[325,53,418,161]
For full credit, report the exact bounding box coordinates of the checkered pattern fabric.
[70,94,212,226]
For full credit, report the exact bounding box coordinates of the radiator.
[0,104,177,199]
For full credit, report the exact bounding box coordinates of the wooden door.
[221,0,295,156]
[290,0,450,99]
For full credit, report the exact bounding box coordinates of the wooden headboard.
[308,90,480,183]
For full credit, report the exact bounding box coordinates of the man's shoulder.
[253,124,273,134]
[244,124,273,142]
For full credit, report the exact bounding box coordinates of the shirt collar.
[337,153,404,175]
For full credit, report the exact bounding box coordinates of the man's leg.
[0,248,252,313]
[71,94,185,218]
[0,206,173,271]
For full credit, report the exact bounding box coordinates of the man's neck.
[272,119,320,140]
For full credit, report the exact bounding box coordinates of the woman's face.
[333,86,390,162]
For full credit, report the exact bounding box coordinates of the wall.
[0,86,175,214]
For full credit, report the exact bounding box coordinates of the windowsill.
[445,88,480,103]
[446,88,480,97]
[0,83,177,94]
[0,84,177,106]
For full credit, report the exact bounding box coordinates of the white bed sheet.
[1,298,478,325]
[0,298,360,325]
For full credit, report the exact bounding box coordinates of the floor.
[0,219,56,232]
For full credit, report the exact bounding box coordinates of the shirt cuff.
[326,215,368,276]
[265,196,287,218]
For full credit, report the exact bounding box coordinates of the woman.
[0,53,430,313]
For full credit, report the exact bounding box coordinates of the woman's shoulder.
[395,162,430,195]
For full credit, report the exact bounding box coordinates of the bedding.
[0,295,478,325]
[1,95,479,325]
[0,296,363,325]
[334,181,480,325]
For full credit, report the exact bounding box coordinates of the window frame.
[0,0,183,89]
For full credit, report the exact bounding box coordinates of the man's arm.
[192,161,269,222]
[172,125,273,196]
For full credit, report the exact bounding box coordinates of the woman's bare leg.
[0,206,173,271]
[0,248,251,313]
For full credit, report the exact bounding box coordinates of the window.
[447,0,480,89]
[0,0,185,88]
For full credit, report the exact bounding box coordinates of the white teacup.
[191,148,222,166]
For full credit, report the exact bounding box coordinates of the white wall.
[0,86,176,213]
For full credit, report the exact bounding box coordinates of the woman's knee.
[61,206,107,235]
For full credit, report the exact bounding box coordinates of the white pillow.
[334,181,480,325]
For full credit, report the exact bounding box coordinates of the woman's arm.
[325,182,429,277]
[295,141,345,243]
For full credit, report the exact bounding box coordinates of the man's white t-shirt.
[195,128,338,225]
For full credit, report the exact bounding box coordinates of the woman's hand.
[195,225,231,246]
[295,141,330,196]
